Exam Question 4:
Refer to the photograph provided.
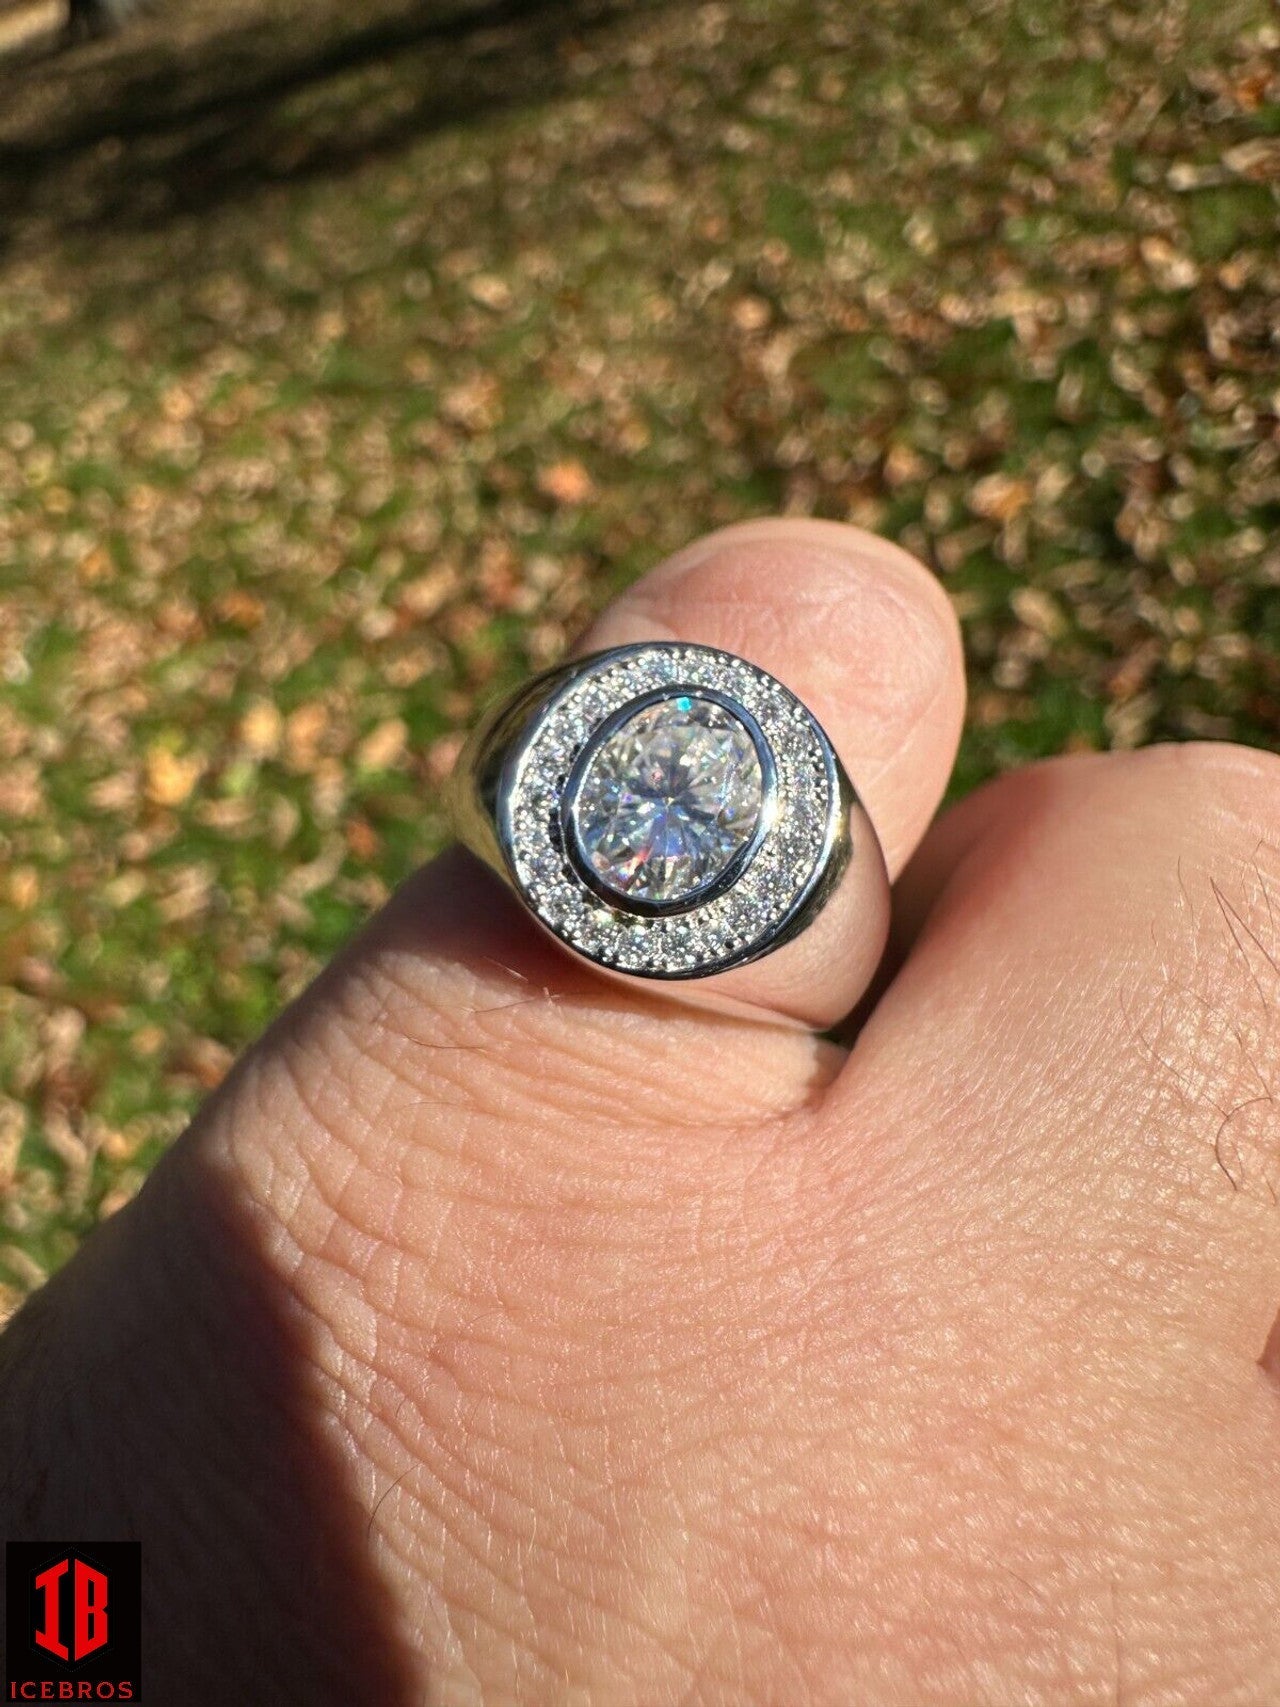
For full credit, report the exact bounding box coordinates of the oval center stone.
[569,693,765,906]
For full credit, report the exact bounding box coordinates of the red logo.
[32,1557,110,1664]
[5,1543,141,1700]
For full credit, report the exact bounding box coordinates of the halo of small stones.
[504,644,835,977]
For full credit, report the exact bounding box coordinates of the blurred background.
[0,0,1276,1315]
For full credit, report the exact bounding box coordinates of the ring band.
[448,641,861,981]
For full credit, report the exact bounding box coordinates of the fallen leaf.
[356,717,408,771]
[145,745,204,806]
[467,274,513,311]
[970,473,1032,523]
[240,699,283,758]
[400,564,459,618]
[1010,587,1066,639]
[537,459,595,505]
[215,589,267,630]
[345,817,381,860]
[285,702,329,770]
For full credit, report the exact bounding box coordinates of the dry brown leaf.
[240,699,283,758]
[215,589,267,629]
[145,744,204,806]
[537,459,596,506]
[285,702,329,769]
[970,473,1032,523]
[356,717,408,771]
[1010,587,1066,639]
[400,565,458,619]
[0,760,42,819]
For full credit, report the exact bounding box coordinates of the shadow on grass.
[0,0,649,254]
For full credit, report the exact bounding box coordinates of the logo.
[5,1544,140,1701]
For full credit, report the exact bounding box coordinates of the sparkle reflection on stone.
[571,694,764,905]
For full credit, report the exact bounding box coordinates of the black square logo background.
[6,1542,141,1698]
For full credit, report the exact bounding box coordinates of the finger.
[198,517,964,1299]
[0,521,962,1702]
[177,517,966,1338]
[580,517,964,882]
[188,516,966,1496]
[212,514,963,1245]
[576,517,965,1026]
[843,742,1280,1364]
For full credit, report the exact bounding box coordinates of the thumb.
[0,519,962,1703]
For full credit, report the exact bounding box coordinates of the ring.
[448,641,860,981]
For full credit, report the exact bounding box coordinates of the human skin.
[1,518,1278,1705]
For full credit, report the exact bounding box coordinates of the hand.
[3,519,1278,1705]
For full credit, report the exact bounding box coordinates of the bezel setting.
[559,684,778,918]
[491,641,848,980]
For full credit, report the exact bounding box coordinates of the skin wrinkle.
[623,527,958,661]
[205,785,1280,1707]
[852,659,957,801]
[1211,877,1276,1017]
[233,1034,368,1224]
[1219,875,1280,985]
[150,1085,1280,1700]
[400,1385,695,1702]
[206,1070,424,1416]
[15,514,1280,1701]
[1138,859,1280,1217]
[7,1175,412,1700]
[348,1106,921,1693]
[274,1049,370,1226]
[1126,983,1278,1206]
[370,1078,802,1270]
[1123,975,1268,1116]
[1119,983,1256,1194]
[1108,1576,1126,1707]
[1247,841,1280,974]
[343,942,831,1131]
[1261,1313,1280,1386]
[619,574,947,751]
[880,751,1280,1229]
[1214,1097,1280,1201]
[672,1591,809,1707]
[242,1037,363,1270]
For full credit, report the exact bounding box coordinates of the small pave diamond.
[570,695,764,906]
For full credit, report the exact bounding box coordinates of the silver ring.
[448,641,859,981]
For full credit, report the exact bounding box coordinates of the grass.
[0,0,1277,1311]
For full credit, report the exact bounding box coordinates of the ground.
[0,0,1276,1311]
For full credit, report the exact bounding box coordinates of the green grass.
[0,0,1277,1309]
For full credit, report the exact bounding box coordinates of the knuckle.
[1111,748,1280,1207]
[1124,739,1280,837]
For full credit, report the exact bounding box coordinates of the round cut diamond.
[569,694,765,906]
